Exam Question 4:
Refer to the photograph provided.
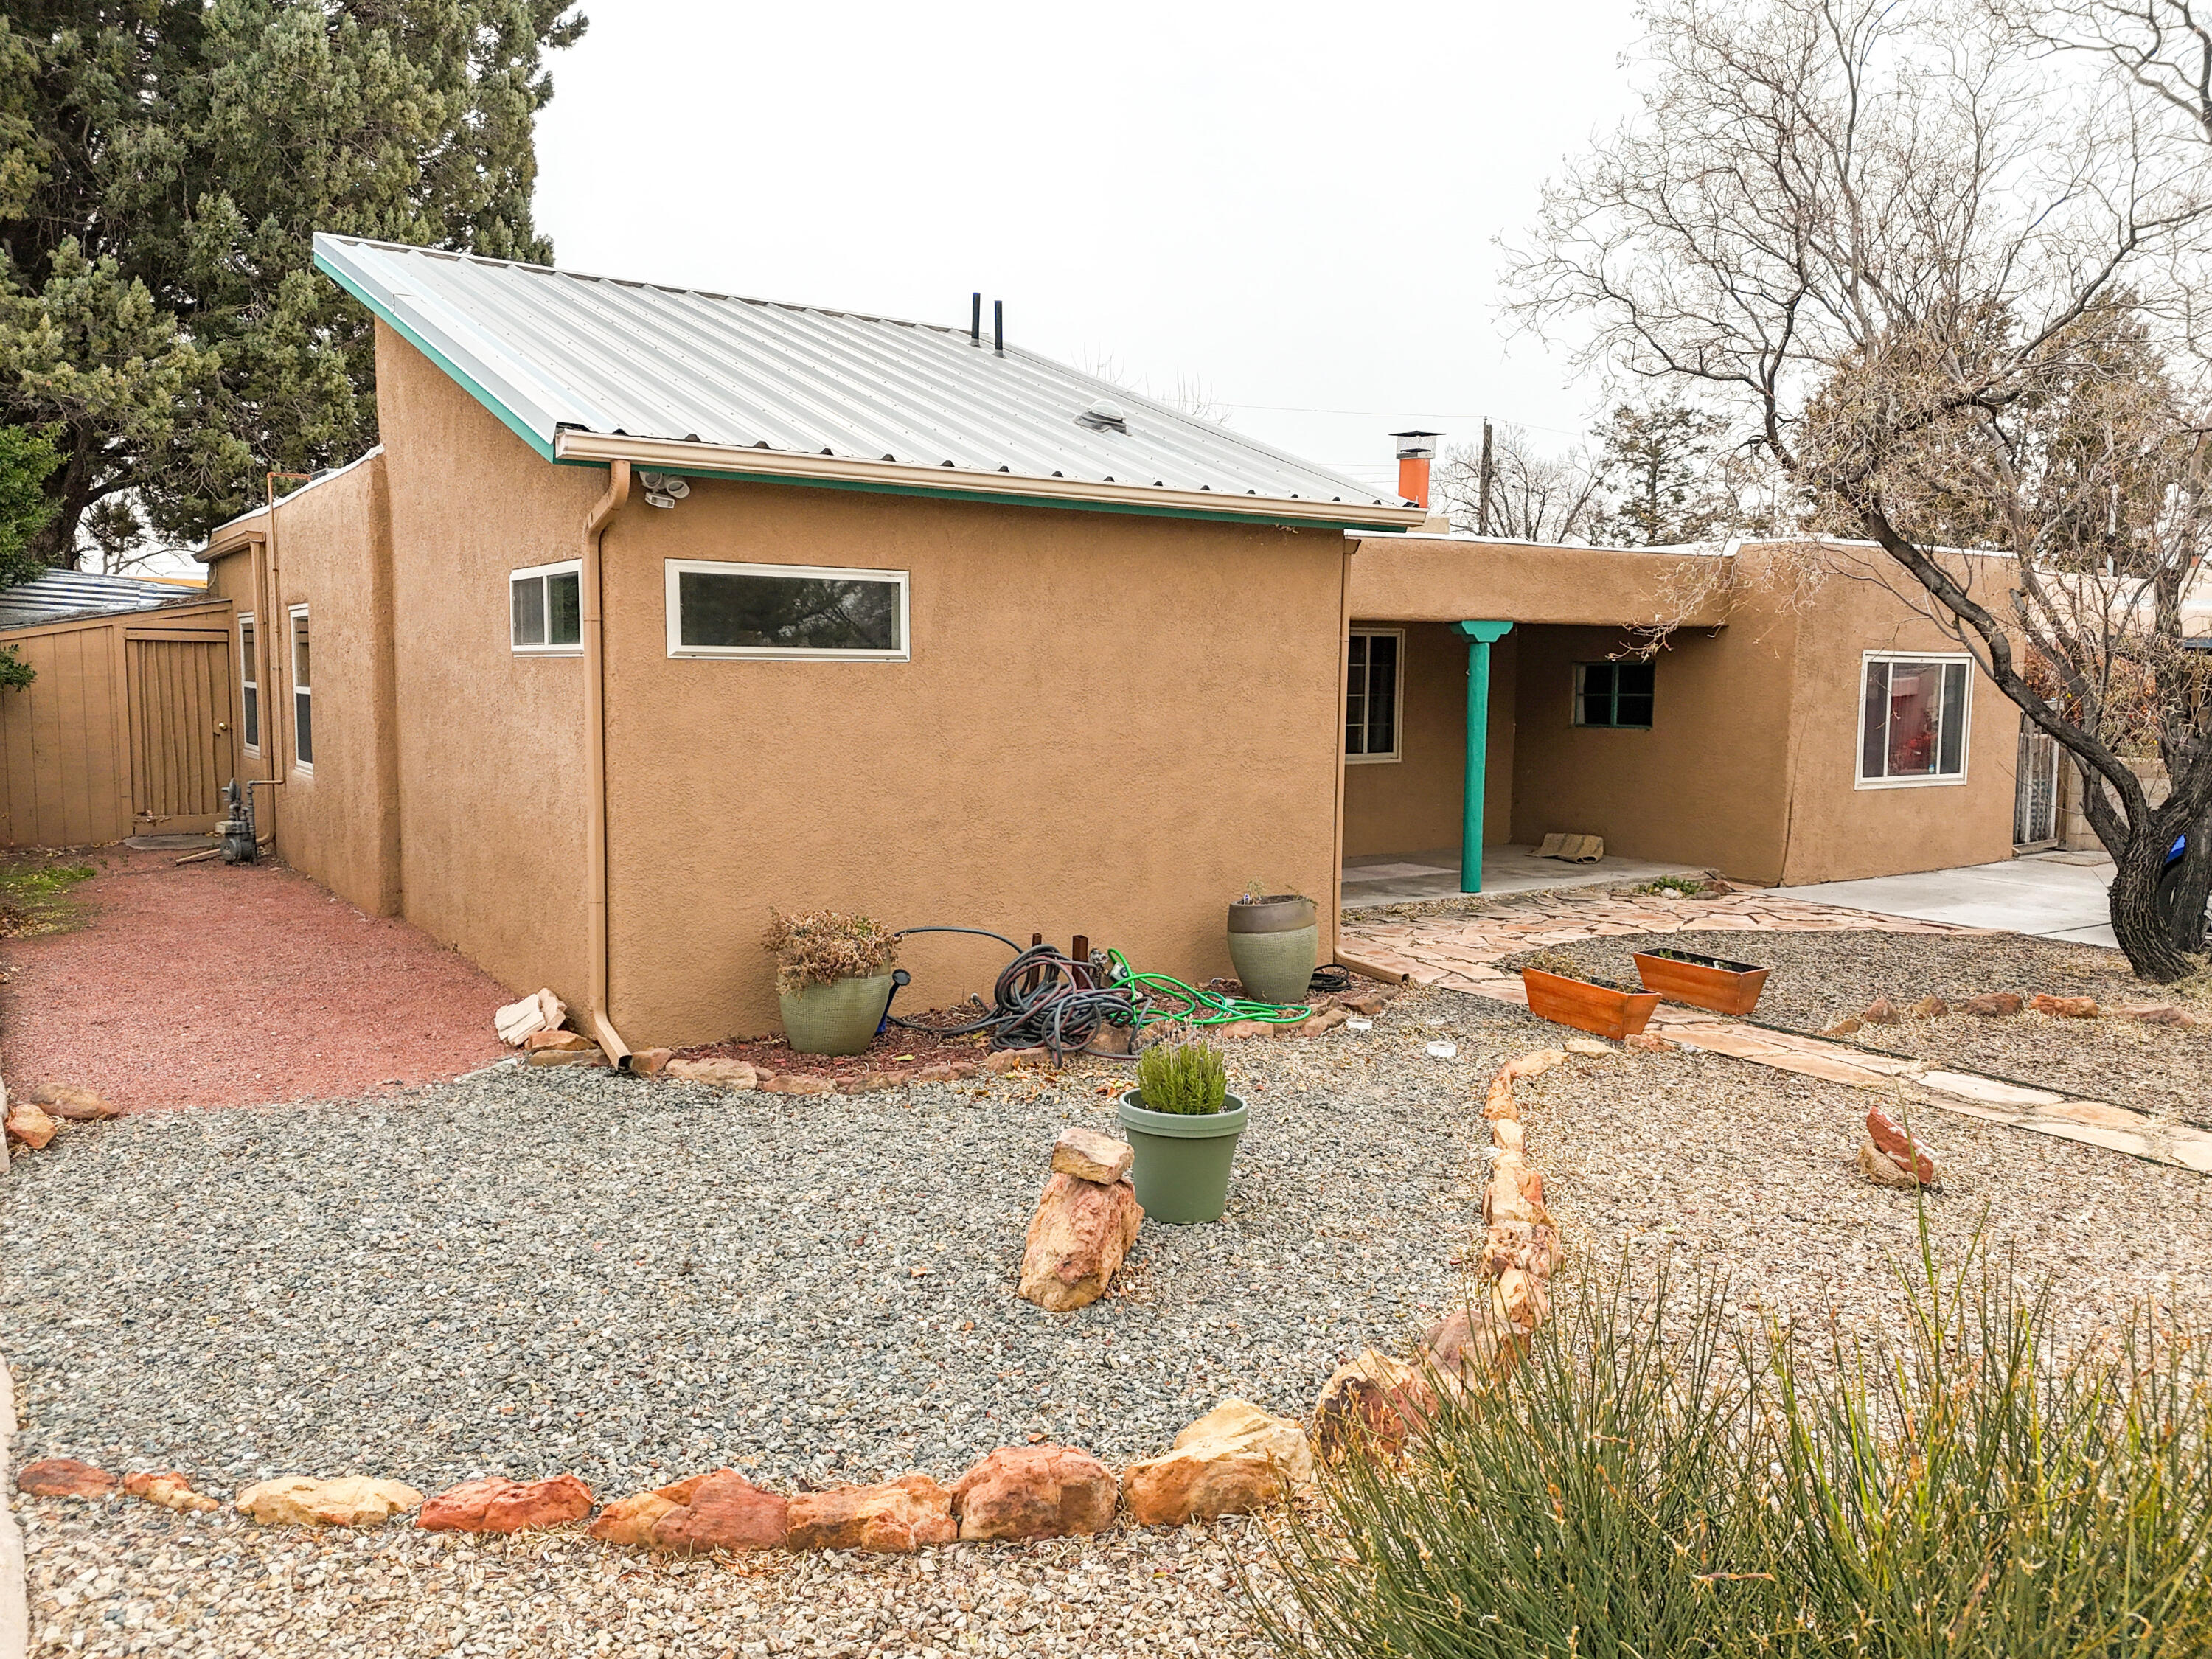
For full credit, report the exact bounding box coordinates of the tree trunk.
[22,428,100,571]
[2112,827,2198,980]
[2168,804,2212,954]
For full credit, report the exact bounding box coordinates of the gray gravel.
[3,1010,1485,1500]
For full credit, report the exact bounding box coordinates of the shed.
[0,570,238,846]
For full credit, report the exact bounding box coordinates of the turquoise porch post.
[1453,621,1514,893]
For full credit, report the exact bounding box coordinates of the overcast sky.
[531,0,1646,498]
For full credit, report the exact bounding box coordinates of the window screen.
[511,564,582,650]
[1573,660,1655,728]
[239,617,259,750]
[1860,656,1970,782]
[1346,630,1401,758]
[669,563,906,657]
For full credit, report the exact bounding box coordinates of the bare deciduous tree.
[1506,0,2212,977]
[1436,425,1607,541]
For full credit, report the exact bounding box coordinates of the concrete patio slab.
[1343,844,1709,909]
[1768,852,2119,947]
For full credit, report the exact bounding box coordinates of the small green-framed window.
[1573,660,1655,728]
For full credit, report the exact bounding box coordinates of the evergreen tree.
[0,1,586,567]
[1590,398,1733,546]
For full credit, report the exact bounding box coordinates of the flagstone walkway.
[1341,888,2212,1174]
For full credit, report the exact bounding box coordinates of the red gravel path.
[1,848,510,1113]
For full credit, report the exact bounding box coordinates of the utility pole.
[1478,419,1495,535]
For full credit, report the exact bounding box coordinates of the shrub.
[760,908,897,996]
[1237,880,1310,905]
[1258,1236,2212,1659]
[1135,1038,1228,1115]
[1635,873,1709,897]
[0,644,33,692]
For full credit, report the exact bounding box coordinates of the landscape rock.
[1279,1006,1351,1038]
[1624,1032,1675,1051]
[235,1475,425,1528]
[418,1474,594,1534]
[1860,998,1902,1024]
[1907,995,1950,1018]
[1049,1125,1133,1185]
[1857,1138,1922,1189]
[1822,1018,1865,1036]
[1017,1172,1143,1312]
[1424,1293,1533,1388]
[2031,994,2101,1019]
[664,1058,759,1090]
[123,1471,220,1514]
[1214,1020,1271,1041]
[27,1084,119,1121]
[1865,1104,1938,1184]
[985,1046,1049,1074]
[521,1029,596,1053]
[1491,1117,1526,1155]
[1500,1048,1569,1080]
[845,1071,900,1093]
[628,1047,673,1074]
[760,1074,835,1095]
[1481,1076,1518,1119]
[2115,1003,2197,1027]
[1120,1399,1313,1527]
[1340,993,1386,1016]
[785,1474,955,1554]
[1958,991,2025,1017]
[949,1445,1117,1542]
[524,1046,605,1068]
[1478,1220,1562,1281]
[4,1099,56,1149]
[1312,1351,1431,1457]
[647,1470,790,1554]
[1563,1037,1611,1057]
[16,1458,116,1498]
[494,988,565,1046]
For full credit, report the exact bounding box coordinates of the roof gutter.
[582,460,633,1069]
[551,431,1424,532]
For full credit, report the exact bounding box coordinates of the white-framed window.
[1346,628,1402,762]
[511,559,583,654]
[239,613,260,752]
[1857,652,1971,787]
[288,605,313,773]
[1573,659,1655,729]
[665,560,909,661]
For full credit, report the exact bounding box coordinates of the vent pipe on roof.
[971,292,981,346]
[994,300,1004,357]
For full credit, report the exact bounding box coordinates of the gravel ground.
[0,847,509,1113]
[2,1005,1490,1500]
[1502,928,2212,1123]
[15,1498,1281,1658]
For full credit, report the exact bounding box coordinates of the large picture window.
[1573,660,1655,728]
[1859,653,1970,786]
[1346,629,1402,762]
[239,614,260,751]
[511,560,583,653]
[289,605,313,771]
[666,560,908,660]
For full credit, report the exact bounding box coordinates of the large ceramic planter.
[1632,949,1770,1017]
[1226,897,1318,1006]
[1521,967,1660,1040]
[1118,1089,1248,1225]
[779,973,897,1056]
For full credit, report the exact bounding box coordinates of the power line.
[1222,400,1590,441]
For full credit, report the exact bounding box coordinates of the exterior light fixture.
[639,470,692,509]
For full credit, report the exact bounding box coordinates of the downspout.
[583,461,633,1068]
[246,524,281,846]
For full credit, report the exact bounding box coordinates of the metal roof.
[312,234,1418,529]
[0,568,209,631]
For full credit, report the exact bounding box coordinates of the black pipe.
[970,292,981,344]
[993,299,1004,356]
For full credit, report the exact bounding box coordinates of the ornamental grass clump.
[1259,1228,2212,1659]
[760,908,898,995]
[1135,1038,1228,1115]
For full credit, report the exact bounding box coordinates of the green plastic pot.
[1118,1089,1248,1224]
[1226,895,1318,1006]
[778,973,897,1057]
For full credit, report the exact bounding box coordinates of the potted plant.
[763,908,900,1056]
[1632,947,1770,1016]
[1518,950,1660,1040]
[1119,1039,1248,1224]
[1227,883,1318,1006]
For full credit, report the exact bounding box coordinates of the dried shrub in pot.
[761,908,899,996]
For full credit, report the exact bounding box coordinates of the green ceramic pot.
[1226,895,1319,1006]
[778,973,897,1057]
[1118,1089,1248,1225]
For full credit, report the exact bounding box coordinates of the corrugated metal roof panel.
[0,569,202,631]
[313,234,1411,521]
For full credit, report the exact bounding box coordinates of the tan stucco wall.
[366,328,1347,1047]
[206,456,402,916]
[1349,535,1735,626]
[1341,622,1517,856]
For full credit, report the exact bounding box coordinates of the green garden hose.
[1103,948,1313,1028]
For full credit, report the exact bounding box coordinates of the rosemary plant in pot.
[763,908,900,1056]
[1118,1038,1248,1224]
[1226,883,1318,1006]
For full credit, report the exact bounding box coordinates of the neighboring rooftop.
[0,568,213,631]
[311,233,1421,531]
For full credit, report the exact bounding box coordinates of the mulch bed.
[1501,928,2212,1125]
[675,1015,1000,1082]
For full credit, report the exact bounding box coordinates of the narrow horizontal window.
[667,560,908,660]
[511,561,582,653]
[1857,654,1972,786]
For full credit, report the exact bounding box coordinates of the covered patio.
[1343,844,1711,909]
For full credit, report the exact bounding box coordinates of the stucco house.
[195,233,2032,1057]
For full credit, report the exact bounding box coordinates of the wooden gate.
[126,631,237,832]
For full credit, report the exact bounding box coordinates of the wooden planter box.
[1632,949,1770,1017]
[1520,967,1660,1039]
